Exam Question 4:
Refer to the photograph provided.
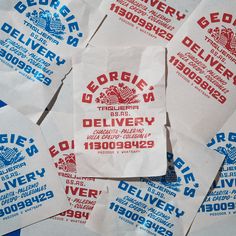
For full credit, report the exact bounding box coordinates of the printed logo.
[153,158,182,192]
[0,134,39,170]
[207,132,236,165]
[95,83,140,105]
[208,27,236,56]
[55,153,76,173]
[147,153,199,198]
[169,152,199,198]
[14,1,84,47]
[157,172,182,193]
[26,9,66,40]
[49,140,76,174]
[215,143,236,165]
[0,146,25,169]
[82,71,155,104]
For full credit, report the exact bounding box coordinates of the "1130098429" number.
[0,48,52,86]
[110,3,173,41]
[109,202,173,236]
[84,140,154,150]
[0,191,54,217]
[169,56,226,104]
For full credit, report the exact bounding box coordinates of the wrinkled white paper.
[90,0,201,47]
[167,0,236,143]
[0,0,104,122]
[188,110,236,236]
[20,73,103,236]
[73,46,167,177]
[0,102,69,235]
[86,129,224,236]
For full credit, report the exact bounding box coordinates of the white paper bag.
[188,109,236,235]
[0,101,69,235]
[73,46,167,177]
[20,73,103,236]
[0,0,104,122]
[167,0,236,143]
[86,129,224,236]
[90,0,201,47]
